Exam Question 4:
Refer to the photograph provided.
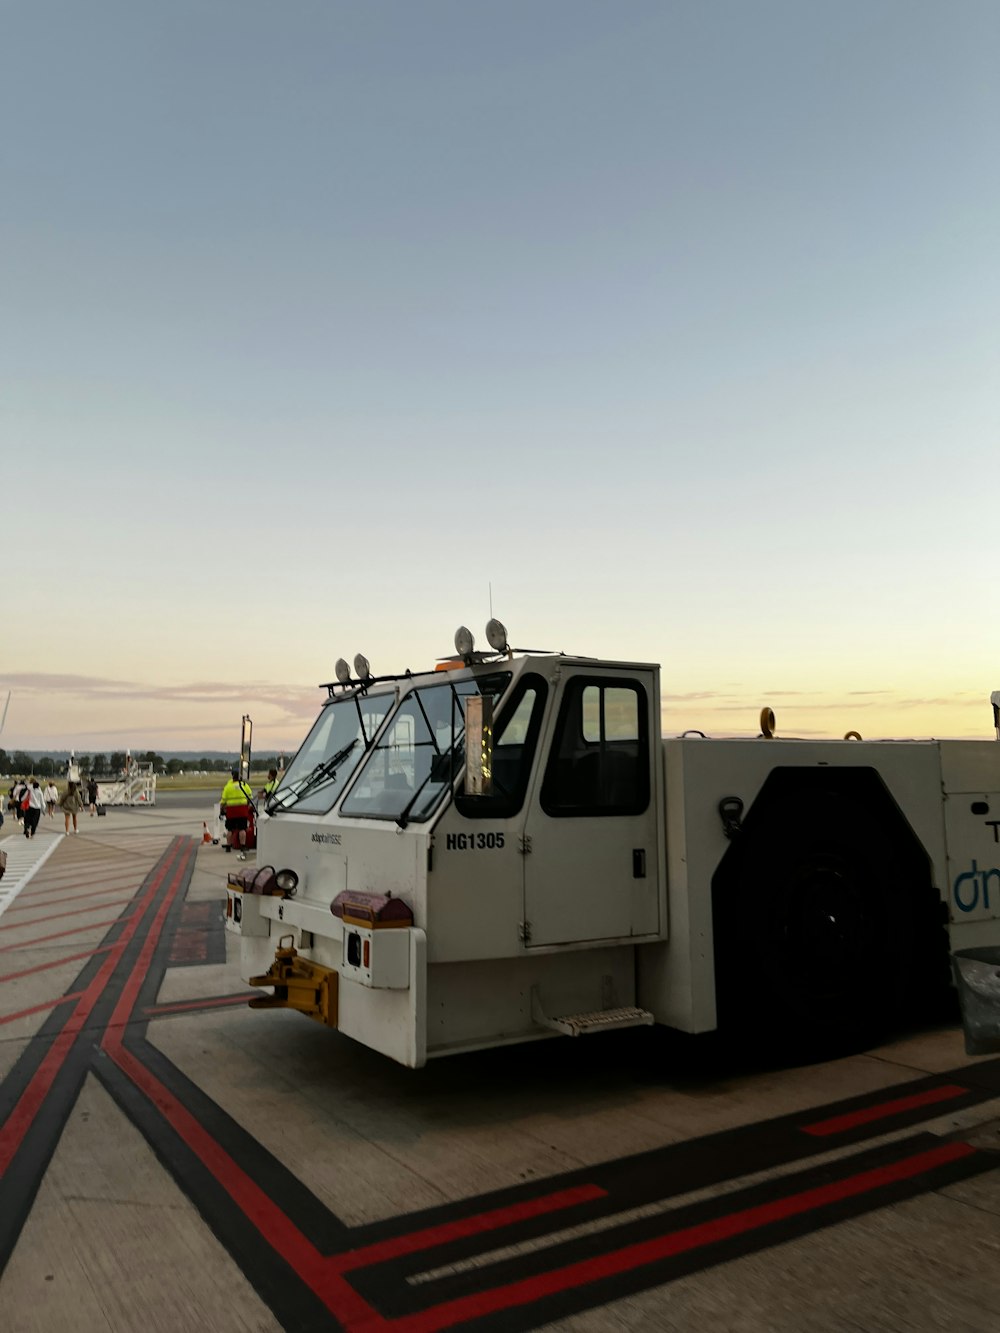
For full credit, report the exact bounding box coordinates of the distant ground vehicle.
[226,623,1000,1067]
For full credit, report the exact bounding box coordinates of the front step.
[531,987,654,1038]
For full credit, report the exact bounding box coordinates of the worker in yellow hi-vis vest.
[220,769,254,854]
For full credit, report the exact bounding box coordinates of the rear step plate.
[531,989,654,1037]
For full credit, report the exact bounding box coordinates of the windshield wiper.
[395,745,463,829]
[267,739,358,813]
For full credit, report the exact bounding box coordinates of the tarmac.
[1,799,999,1332]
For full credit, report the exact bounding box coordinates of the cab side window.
[456,675,547,820]
[540,678,649,817]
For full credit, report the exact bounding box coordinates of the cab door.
[523,669,660,946]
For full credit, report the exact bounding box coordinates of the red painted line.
[0,918,130,953]
[330,1184,608,1275]
[27,869,145,889]
[389,1140,978,1333]
[801,1085,969,1137]
[144,994,256,1016]
[99,1034,608,1333]
[10,831,978,1332]
[0,993,85,1026]
[9,869,147,898]
[0,945,113,985]
[3,884,143,912]
[0,841,188,1177]
[102,1042,387,1330]
[99,839,388,1330]
[103,923,605,1333]
[9,867,133,888]
[0,898,136,932]
[101,845,197,1037]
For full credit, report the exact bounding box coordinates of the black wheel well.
[711,765,951,1047]
[726,766,929,866]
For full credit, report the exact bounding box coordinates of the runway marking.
[0,835,62,922]
[0,916,131,952]
[0,897,137,932]
[0,841,190,1177]
[381,1142,977,1333]
[802,1083,970,1137]
[0,992,85,1027]
[11,868,153,898]
[2,830,1000,1333]
[332,1186,610,1275]
[168,900,226,966]
[0,945,114,986]
[1,882,145,912]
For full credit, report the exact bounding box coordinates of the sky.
[2,1,998,753]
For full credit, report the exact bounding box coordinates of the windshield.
[341,672,510,823]
[269,691,395,815]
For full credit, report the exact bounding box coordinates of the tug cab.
[228,623,1000,1067]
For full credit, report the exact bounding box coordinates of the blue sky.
[2,1,998,751]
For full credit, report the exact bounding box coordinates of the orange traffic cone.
[201,821,213,845]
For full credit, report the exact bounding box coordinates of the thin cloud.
[661,690,736,703]
[0,671,322,723]
[1,672,137,693]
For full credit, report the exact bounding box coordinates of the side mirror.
[240,714,253,783]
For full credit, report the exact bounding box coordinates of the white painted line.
[0,834,63,922]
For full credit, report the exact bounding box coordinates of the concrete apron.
[0,804,997,1333]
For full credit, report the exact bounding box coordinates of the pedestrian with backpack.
[59,781,83,835]
[22,779,45,839]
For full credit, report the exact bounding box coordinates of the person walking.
[220,769,254,854]
[87,774,99,816]
[23,779,45,839]
[43,779,58,817]
[12,777,26,826]
[59,781,83,835]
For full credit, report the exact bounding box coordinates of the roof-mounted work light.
[335,658,352,685]
[454,626,475,658]
[354,654,372,681]
[485,619,508,653]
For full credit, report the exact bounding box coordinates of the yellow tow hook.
[248,934,339,1027]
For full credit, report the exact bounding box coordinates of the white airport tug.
[226,623,1000,1067]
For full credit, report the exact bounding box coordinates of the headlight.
[485,618,508,652]
[275,869,299,894]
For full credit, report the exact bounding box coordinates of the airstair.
[97,763,157,807]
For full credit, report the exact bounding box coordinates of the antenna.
[0,691,9,735]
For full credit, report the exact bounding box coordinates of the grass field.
[155,772,274,792]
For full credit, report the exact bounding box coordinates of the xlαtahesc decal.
[311,832,342,846]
